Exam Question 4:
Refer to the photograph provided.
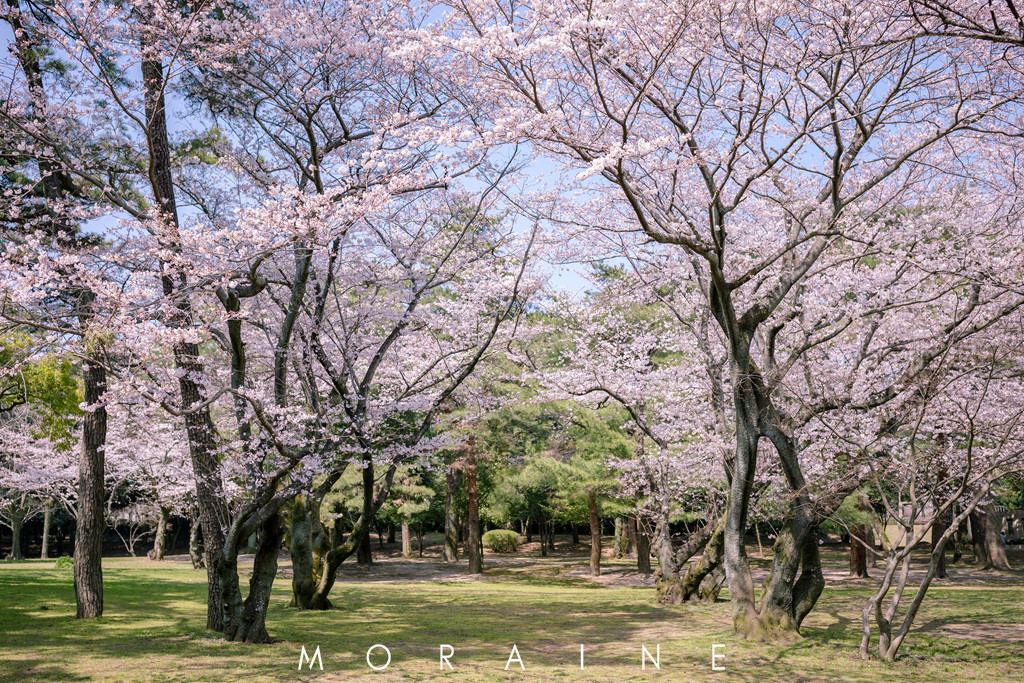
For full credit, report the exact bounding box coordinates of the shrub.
[54,555,73,569]
[482,529,521,553]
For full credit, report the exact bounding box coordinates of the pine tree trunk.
[570,521,580,545]
[466,436,482,573]
[142,51,229,634]
[588,490,601,577]
[625,514,637,556]
[613,517,623,558]
[74,353,106,619]
[401,520,411,558]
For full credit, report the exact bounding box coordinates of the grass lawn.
[1,550,1022,682]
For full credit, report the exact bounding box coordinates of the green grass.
[0,555,1022,681]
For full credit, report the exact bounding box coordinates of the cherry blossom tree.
[427,0,1024,640]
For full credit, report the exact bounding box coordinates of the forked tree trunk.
[758,517,824,640]
[466,436,482,574]
[588,490,601,577]
[221,512,283,643]
[74,353,106,619]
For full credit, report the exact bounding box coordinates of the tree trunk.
[152,505,171,561]
[387,523,396,545]
[189,516,205,569]
[9,511,25,561]
[850,529,869,578]
[417,523,424,557]
[41,500,52,560]
[289,494,321,609]
[443,468,459,562]
[588,490,601,577]
[466,436,482,574]
[637,526,651,574]
[357,526,373,565]
[758,517,823,640]
[401,520,411,558]
[866,525,878,568]
[930,511,950,579]
[676,513,725,603]
[723,377,761,639]
[141,51,230,634]
[222,512,283,643]
[570,521,579,545]
[625,514,638,557]
[74,354,106,619]
[613,517,623,558]
[969,510,988,565]
[983,504,1011,570]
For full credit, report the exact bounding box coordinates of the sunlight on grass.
[1,556,1022,681]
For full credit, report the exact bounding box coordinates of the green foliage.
[481,529,521,553]
[54,555,73,569]
[0,334,83,450]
